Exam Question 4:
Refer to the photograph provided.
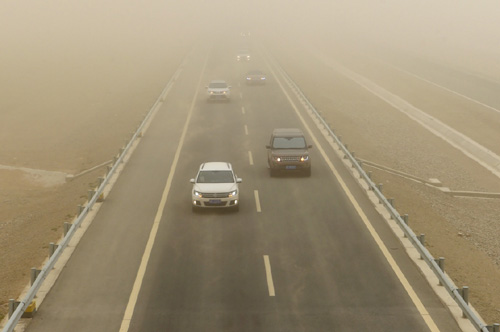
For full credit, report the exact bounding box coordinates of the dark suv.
[266,128,312,176]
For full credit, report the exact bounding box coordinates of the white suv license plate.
[209,199,222,204]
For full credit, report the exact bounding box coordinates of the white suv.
[190,162,242,212]
[206,80,231,101]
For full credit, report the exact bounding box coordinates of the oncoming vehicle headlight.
[273,156,282,162]
[228,190,237,197]
[300,156,309,162]
[194,191,202,198]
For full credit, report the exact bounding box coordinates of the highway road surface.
[25,40,462,332]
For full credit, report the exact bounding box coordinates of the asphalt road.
[25,39,462,332]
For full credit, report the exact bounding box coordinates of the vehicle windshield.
[208,82,227,89]
[272,136,306,149]
[197,170,234,183]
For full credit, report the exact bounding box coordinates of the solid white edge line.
[248,151,254,166]
[254,190,261,212]
[263,255,275,296]
[118,53,209,332]
[265,54,441,332]
[244,124,249,135]
[241,106,246,114]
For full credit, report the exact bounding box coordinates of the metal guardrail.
[269,54,496,332]
[2,59,186,332]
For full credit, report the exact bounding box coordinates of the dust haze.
[0,0,499,170]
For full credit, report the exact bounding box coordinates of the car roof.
[272,128,304,136]
[200,162,233,171]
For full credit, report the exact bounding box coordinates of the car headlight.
[300,156,309,162]
[228,190,237,197]
[194,191,202,197]
[273,156,282,162]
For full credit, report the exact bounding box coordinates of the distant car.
[245,70,266,85]
[236,50,251,61]
[206,80,231,101]
[190,162,242,212]
[266,128,312,177]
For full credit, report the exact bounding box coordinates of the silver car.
[206,80,231,101]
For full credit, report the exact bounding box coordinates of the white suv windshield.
[209,82,227,89]
[197,170,234,183]
[272,137,306,149]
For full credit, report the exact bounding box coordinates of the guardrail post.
[8,299,20,318]
[388,198,394,218]
[106,165,112,176]
[343,145,349,159]
[493,323,499,332]
[77,204,84,216]
[377,184,383,203]
[338,135,342,145]
[402,214,409,237]
[435,257,445,285]
[88,190,95,202]
[351,152,356,165]
[113,155,118,165]
[49,242,58,257]
[418,234,425,259]
[31,267,41,286]
[460,286,469,318]
[98,177,104,187]
[63,222,71,236]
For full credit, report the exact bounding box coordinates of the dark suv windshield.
[272,136,306,149]
[197,171,234,183]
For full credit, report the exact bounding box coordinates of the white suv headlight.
[229,190,237,197]
[194,190,202,197]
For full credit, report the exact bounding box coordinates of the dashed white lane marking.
[244,124,249,135]
[267,56,441,332]
[254,190,261,212]
[239,92,243,99]
[119,54,209,332]
[241,106,246,114]
[248,151,254,165]
[263,255,275,296]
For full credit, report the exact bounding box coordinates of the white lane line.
[241,106,246,114]
[266,56,441,332]
[119,54,209,332]
[244,124,249,135]
[263,255,275,296]
[248,151,254,165]
[254,190,261,212]
[386,62,500,115]
[239,92,243,99]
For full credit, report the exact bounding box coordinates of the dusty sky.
[0,0,499,153]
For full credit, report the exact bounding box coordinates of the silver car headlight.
[194,190,202,197]
[300,156,309,162]
[229,190,237,197]
[273,156,282,162]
